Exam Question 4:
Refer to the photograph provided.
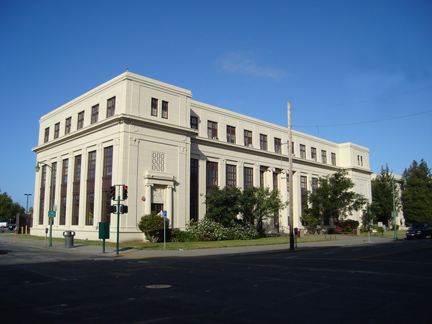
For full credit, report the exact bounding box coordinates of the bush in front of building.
[184,219,259,241]
[170,228,197,242]
[334,219,359,233]
[138,212,170,243]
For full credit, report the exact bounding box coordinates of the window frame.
[244,130,252,147]
[91,104,99,124]
[65,117,71,134]
[226,164,237,187]
[207,121,218,139]
[300,144,306,159]
[260,134,268,151]
[191,116,198,129]
[107,97,116,117]
[54,123,60,139]
[44,127,49,143]
[227,125,236,144]
[244,167,253,189]
[274,138,281,154]
[77,111,84,129]
[151,98,158,117]
[162,101,168,119]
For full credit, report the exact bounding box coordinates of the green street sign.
[48,211,56,218]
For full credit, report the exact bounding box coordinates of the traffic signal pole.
[116,190,121,255]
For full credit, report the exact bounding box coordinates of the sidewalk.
[0,231,402,259]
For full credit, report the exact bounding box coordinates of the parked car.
[8,224,16,231]
[406,223,432,239]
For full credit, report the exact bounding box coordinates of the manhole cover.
[145,284,172,289]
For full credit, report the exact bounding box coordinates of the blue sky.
[1,0,431,210]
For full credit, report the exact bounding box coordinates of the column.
[145,184,153,215]
[166,186,173,227]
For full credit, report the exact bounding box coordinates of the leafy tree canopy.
[371,164,400,225]
[0,190,25,222]
[304,169,367,226]
[204,186,242,227]
[402,159,432,223]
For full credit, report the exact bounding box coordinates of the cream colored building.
[32,72,372,242]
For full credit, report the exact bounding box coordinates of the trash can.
[63,231,75,248]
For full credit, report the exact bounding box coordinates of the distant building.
[32,72,372,242]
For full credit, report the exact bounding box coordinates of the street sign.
[48,211,56,218]
[162,210,167,218]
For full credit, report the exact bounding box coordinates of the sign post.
[162,210,167,249]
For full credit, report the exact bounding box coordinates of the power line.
[293,109,432,128]
[293,85,432,110]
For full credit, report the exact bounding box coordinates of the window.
[260,134,267,150]
[60,158,68,226]
[191,116,198,129]
[273,172,279,190]
[77,111,84,129]
[88,151,96,180]
[227,126,236,143]
[54,123,60,139]
[39,165,46,225]
[162,101,168,119]
[331,153,336,166]
[44,127,49,143]
[60,196,66,226]
[208,121,218,139]
[62,159,68,184]
[300,176,308,211]
[104,146,113,176]
[74,155,82,182]
[244,167,253,189]
[72,194,79,225]
[190,158,199,222]
[260,169,265,187]
[65,117,71,134]
[321,150,327,164]
[300,144,306,159]
[311,147,317,160]
[91,104,99,124]
[361,156,363,166]
[107,97,116,117]
[206,161,218,193]
[244,130,252,147]
[312,177,318,194]
[274,138,281,154]
[151,98,158,116]
[50,162,57,210]
[226,164,236,187]
[86,193,94,225]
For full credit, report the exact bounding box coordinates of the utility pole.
[288,101,294,250]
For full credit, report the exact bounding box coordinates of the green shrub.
[138,212,169,242]
[334,220,359,233]
[185,219,259,241]
[170,228,197,242]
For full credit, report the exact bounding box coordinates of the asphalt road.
[1,237,431,323]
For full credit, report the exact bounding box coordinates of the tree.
[371,165,400,225]
[238,186,286,232]
[402,159,432,224]
[204,186,242,227]
[361,202,377,228]
[0,190,25,222]
[304,169,367,227]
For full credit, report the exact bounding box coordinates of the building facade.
[32,72,372,242]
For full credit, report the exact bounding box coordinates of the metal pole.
[164,217,166,249]
[288,101,294,250]
[116,188,120,255]
[393,179,398,240]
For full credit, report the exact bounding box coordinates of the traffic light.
[122,185,128,200]
[110,186,115,200]
[109,205,117,213]
[120,205,128,214]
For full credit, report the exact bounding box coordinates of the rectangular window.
[54,123,60,139]
[244,167,253,189]
[312,177,318,194]
[91,104,99,124]
[107,97,116,117]
[77,111,84,129]
[191,116,198,129]
[300,144,306,159]
[260,134,268,150]
[62,159,68,184]
[331,153,336,166]
[151,98,158,117]
[86,193,94,226]
[311,147,317,160]
[162,101,168,119]
[190,158,199,222]
[361,156,363,166]
[65,117,71,134]
[274,138,281,154]
[72,194,79,225]
[44,127,50,143]
[208,121,218,139]
[321,150,327,164]
[273,172,279,190]
[260,169,265,188]
[87,151,96,179]
[301,175,308,211]
[39,165,47,225]
[206,161,218,194]
[74,155,82,182]
[104,146,113,176]
[227,126,236,143]
[50,162,57,210]
[60,195,66,226]
[226,164,237,187]
[244,130,252,147]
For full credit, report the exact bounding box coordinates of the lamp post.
[24,193,32,214]
[35,162,55,247]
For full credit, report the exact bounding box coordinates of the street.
[1,237,431,323]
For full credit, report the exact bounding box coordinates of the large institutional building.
[32,72,372,242]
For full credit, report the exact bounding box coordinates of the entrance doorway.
[151,203,164,214]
